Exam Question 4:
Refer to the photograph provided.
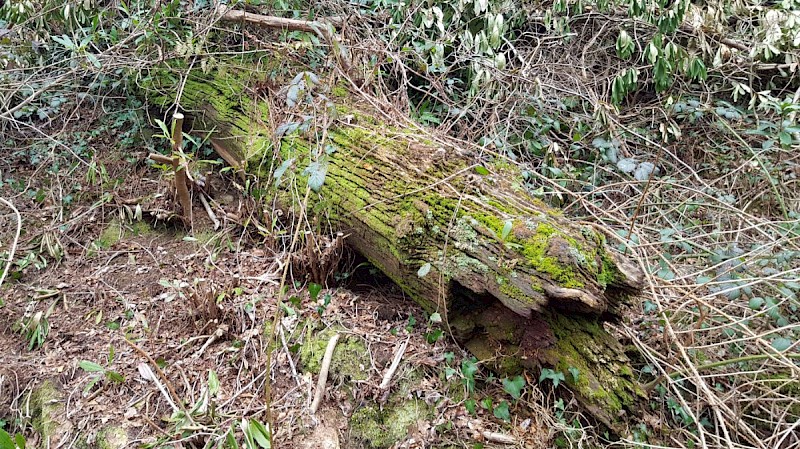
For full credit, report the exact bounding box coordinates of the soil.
[0,110,552,448]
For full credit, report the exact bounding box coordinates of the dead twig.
[199,193,220,230]
[125,337,192,421]
[379,337,409,390]
[482,431,516,445]
[310,333,340,414]
[0,197,21,289]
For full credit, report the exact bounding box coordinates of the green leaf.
[425,329,444,344]
[14,433,24,449]
[779,131,792,146]
[303,160,328,192]
[771,337,793,352]
[308,283,323,301]
[500,220,513,240]
[225,428,240,449]
[208,370,220,395]
[464,399,477,415]
[249,419,272,448]
[105,371,125,383]
[51,35,75,49]
[474,166,490,175]
[539,368,566,388]
[79,361,104,372]
[417,263,432,277]
[272,158,294,187]
[502,375,525,399]
[493,401,511,421]
[154,119,170,139]
[568,367,580,382]
[0,429,15,449]
[748,297,764,310]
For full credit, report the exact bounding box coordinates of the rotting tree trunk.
[150,62,647,430]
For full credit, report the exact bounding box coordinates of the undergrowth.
[1,0,798,448]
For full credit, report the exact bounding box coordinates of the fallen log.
[147,60,646,430]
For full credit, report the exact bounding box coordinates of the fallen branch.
[199,193,220,230]
[482,431,516,445]
[0,198,21,289]
[216,5,334,40]
[126,337,191,421]
[310,333,340,414]
[379,337,409,390]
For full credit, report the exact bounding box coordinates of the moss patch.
[298,326,370,381]
[96,426,128,449]
[349,400,431,448]
[29,380,68,445]
[543,312,645,426]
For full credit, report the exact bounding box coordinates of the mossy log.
[152,61,647,430]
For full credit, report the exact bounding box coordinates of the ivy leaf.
[502,375,525,399]
[634,162,655,181]
[771,337,793,352]
[568,367,580,382]
[273,158,294,187]
[493,401,511,421]
[303,160,328,192]
[417,263,432,278]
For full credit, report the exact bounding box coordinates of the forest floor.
[0,104,557,448]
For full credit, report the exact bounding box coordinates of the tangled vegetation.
[1,0,799,448]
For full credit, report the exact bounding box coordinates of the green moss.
[519,223,583,289]
[299,327,370,381]
[29,380,63,442]
[128,220,152,237]
[597,253,621,287]
[96,220,124,249]
[331,84,348,98]
[349,401,431,448]
[543,312,644,421]
[96,426,128,449]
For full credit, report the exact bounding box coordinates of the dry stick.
[482,431,516,445]
[124,337,193,422]
[215,5,351,70]
[198,193,220,230]
[215,5,334,40]
[0,198,21,289]
[171,113,192,227]
[310,333,340,414]
[278,326,302,388]
[379,337,409,390]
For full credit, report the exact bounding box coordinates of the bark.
[151,63,647,430]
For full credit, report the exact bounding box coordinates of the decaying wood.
[216,5,335,41]
[150,60,648,430]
